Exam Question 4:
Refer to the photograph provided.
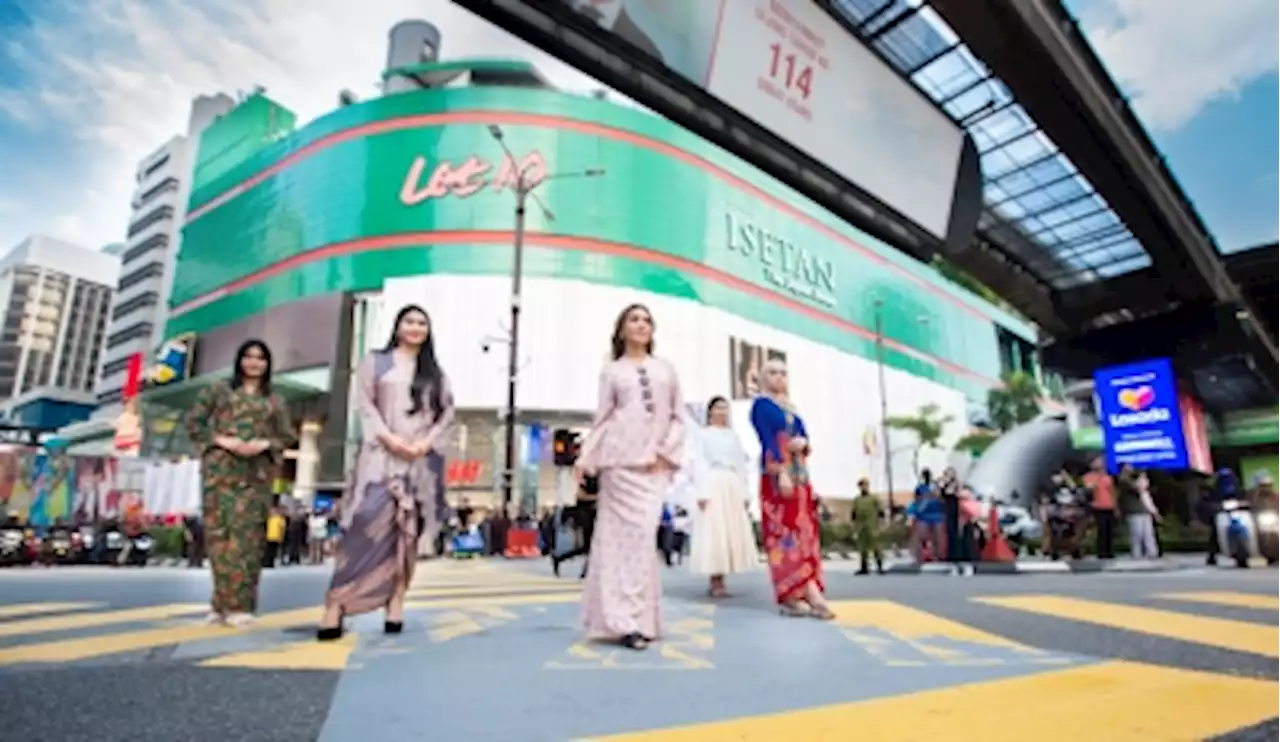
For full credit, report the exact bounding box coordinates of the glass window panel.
[971,107,1032,147]
[875,14,952,71]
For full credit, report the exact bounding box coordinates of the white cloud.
[1082,0,1279,131]
[0,0,622,251]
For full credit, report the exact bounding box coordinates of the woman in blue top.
[749,359,834,620]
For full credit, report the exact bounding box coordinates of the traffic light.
[553,428,580,467]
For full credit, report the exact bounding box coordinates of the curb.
[881,559,1198,575]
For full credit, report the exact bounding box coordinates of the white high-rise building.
[94,93,235,411]
[0,236,120,428]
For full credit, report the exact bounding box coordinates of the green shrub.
[151,526,186,558]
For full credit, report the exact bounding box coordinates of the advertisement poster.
[729,337,786,401]
[1093,358,1188,472]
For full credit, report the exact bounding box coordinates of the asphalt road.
[0,558,1275,742]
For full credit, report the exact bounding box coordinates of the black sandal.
[384,621,404,635]
[620,633,649,651]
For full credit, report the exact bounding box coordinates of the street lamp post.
[487,125,603,512]
[873,299,928,519]
[873,300,894,514]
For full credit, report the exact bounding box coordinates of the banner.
[1093,358,1188,472]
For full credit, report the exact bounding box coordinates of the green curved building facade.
[170,86,1037,402]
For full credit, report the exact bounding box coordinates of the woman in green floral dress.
[187,339,295,627]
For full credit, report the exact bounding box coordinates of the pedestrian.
[750,359,835,620]
[284,508,306,565]
[687,396,758,598]
[552,476,598,579]
[939,467,962,562]
[1082,456,1118,559]
[307,509,328,564]
[672,507,690,565]
[575,303,685,651]
[909,469,945,563]
[1121,470,1161,559]
[657,503,675,565]
[183,514,205,568]
[317,304,454,641]
[852,478,884,575]
[263,505,285,568]
[187,339,295,627]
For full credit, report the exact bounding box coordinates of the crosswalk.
[0,563,1274,678]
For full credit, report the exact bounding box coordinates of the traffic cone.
[981,506,1016,562]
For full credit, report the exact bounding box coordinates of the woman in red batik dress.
[749,359,835,620]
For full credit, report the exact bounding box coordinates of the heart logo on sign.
[1117,385,1156,412]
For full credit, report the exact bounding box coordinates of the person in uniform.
[852,478,884,575]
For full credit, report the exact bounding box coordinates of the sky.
[1065,0,1279,253]
[0,0,621,253]
[0,0,1275,257]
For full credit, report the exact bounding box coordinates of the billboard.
[1093,358,1188,472]
[556,0,965,239]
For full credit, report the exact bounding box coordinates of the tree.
[886,402,954,476]
[953,430,998,457]
[988,370,1042,432]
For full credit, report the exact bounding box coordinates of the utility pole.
[487,125,603,512]
[874,299,894,518]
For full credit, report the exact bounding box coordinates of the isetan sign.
[725,210,836,308]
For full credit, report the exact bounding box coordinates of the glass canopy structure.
[831,0,1152,290]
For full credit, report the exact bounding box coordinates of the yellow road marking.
[588,661,1278,741]
[830,600,1029,648]
[976,595,1280,658]
[0,602,101,619]
[0,607,318,665]
[1153,591,1280,611]
[0,603,206,640]
[407,584,578,599]
[830,599,1058,668]
[406,593,581,611]
[200,634,357,670]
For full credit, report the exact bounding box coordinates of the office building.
[94,93,235,410]
[0,235,120,428]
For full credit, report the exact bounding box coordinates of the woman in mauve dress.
[188,339,296,627]
[688,396,759,598]
[750,359,835,620]
[575,303,685,651]
[317,304,454,641]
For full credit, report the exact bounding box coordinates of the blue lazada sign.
[1093,357,1188,472]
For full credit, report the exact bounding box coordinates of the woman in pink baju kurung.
[576,303,685,651]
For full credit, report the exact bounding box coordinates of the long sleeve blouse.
[578,356,685,472]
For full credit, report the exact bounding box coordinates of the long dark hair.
[383,304,443,418]
[610,303,654,360]
[230,339,273,395]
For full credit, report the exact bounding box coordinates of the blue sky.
[1066,0,1279,252]
[0,0,1275,257]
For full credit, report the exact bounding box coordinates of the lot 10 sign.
[1093,357,1188,472]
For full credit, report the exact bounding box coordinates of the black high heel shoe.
[316,610,345,642]
[620,632,649,651]
[384,621,404,635]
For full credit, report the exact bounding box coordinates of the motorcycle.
[1214,499,1266,568]
[40,526,75,566]
[1044,488,1090,560]
[72,525,96,564]
[0,526,31,567]
[122,532,154,567]
[98,528,127,565]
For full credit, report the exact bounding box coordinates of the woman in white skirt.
[689,396,759,598]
